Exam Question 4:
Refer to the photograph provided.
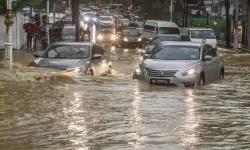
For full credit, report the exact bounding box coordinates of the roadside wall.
[0,12,30,50]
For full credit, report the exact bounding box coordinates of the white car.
[82,8,93,16]
[188,28,217,48]
[98,16,114,27]
[133,41,225,87]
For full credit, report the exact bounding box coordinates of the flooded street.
[1,48,250,150]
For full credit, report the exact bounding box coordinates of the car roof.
[161,41,203,47]
[155,34,181,38]
[52,42,94,46]
[184,27,213,30]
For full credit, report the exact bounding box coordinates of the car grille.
[145,69,179,77]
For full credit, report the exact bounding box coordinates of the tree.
[225,0,231,48]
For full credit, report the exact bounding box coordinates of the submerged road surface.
[1,48,250,150]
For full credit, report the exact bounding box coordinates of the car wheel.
[219,68,224,79]
[108,65,112,74]
[87,69,94,76]
[198,73,205,86]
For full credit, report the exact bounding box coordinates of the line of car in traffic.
[34,5,224,87]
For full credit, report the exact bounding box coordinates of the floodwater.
[1,48,250,150]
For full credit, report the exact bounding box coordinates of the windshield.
[191,30,216,39]
[45,45,90,59]
[99,17,112,21]
[62,28,75,36]
[122,29,139,36]
[82,9,91,12]
[99,30,113,34]
[84,13,96,17]
[150,45,200,60]
[159,36,181,41]
[158,27,180,34]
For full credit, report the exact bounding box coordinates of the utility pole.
[170,0,173,21]
[72,0,75,24]
[75,0,80,42]
[5,0,14,69]
[47,0,50,45]
[233,0,239,51]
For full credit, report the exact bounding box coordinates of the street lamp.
[5,0,14,69]
[206,8,209,25]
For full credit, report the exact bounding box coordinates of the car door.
[207,45,221,80]
[202,45,214,82]
[91,45,108,75]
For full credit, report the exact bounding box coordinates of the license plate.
[151,79,170,84]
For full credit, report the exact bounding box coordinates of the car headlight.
[111,35,116,40]
[182,68,197,76]
[135,67,141,74]
[93,17,97,21]
[97,35,103,40]
[212,44,217,48]
[138,38,142,41]
[67,66,85,73]
[84,17,89,21]
[124,37,128,41]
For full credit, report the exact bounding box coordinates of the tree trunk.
[225,0,231,48]
[132,0,136,12]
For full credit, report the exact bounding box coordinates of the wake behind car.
[28,42,112,76]
[133,42,224,87]
[97,28,116,44]
[116,27,143,48]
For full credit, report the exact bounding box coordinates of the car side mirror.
[34,52,42,58]
[92,54,102,59]
[203,55,212,61]
[143,54,149,59]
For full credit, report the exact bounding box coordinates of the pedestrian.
[25,26,33,51]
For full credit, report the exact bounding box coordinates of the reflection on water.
[1,50,250,149]
[180,89,200,146]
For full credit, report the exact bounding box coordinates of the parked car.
[116,27,143,48]
[142,35,181,54]
[133,41,224,87]
[28,42,112,76]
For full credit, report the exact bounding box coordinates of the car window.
[62,27,75,36]
[45,45,90,59]
[151,38,161,45]
[92,45,105,56]
[122,29,139,36]
[158,27,180,34]
[207,45,217,57]
[143,25,155,33]
[191,30,216,39]
[150,45,200,60]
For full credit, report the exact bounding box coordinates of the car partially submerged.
[29,42,112,76]
[133,41,224,87]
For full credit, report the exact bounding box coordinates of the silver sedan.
[133,41,225,87]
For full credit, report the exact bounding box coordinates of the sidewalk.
[217,40,250,53]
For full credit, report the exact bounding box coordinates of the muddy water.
[1,49,250,150]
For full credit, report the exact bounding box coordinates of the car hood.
[99,20,112,24]
[191,38,217,45]
[143,59,199,70]
[30,58,90,70]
